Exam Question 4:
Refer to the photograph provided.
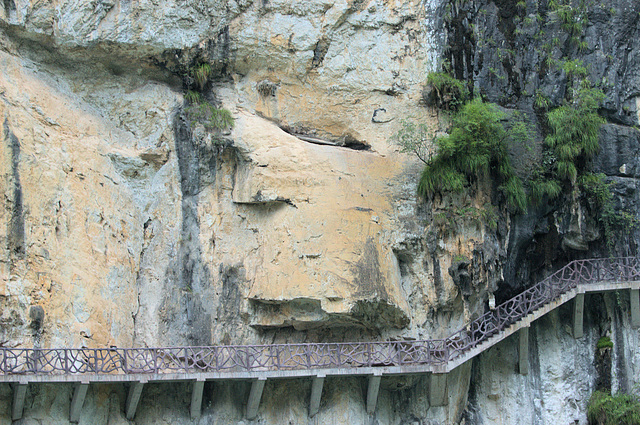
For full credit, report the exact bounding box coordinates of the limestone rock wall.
[466,293,640,425]
[2,0,483,350]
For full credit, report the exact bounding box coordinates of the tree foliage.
[391,120,433,164]
[545,86,605,183]
[417,99,527,212]
[587,390,640,425]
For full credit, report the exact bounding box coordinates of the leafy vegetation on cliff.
[587,390,640,425]
[596,336,613,350]
[394,72,532,213]
[423,71,469,111]
[416,98,527,212]
[546,86,604,183]
[183,62,234,138]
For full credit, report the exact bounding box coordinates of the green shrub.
[545,86,605,183]
[418,99,526,212]
[534,90,551,110]
[424,72,470,111]
[549,0,588,36]
[587,390,640,425]
[186,103,234,132]
[452,254,470,263]
[528,178,562,205]
[540,77,635,251]
[596,336,613,350]
[184,88,234,133]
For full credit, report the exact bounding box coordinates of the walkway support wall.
[190,379,205,419]
[573,293,585,338]
[125,381,145,420]
[519,326,529,375]
[12,382,27,420]
[429,373,448,407]
[69,382,89,423]
[631,289,640,328]
[309,375,324,417]
[246,378,266,420]
[366,374,381,414]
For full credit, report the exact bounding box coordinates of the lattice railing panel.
[1,257,638,376]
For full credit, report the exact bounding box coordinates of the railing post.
[336,344,341,367]
[626,257,631,281]
[94,349,100,374]
[153,349,159,373]
[267,345,273,370]
[367,343,372,367]
[123,349,128,373]
[184,348,189,372]
[306,344,311,368]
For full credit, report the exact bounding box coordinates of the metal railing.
[1,257,638,376]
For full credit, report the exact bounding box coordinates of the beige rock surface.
[0,49,144,348]
[0,3,496,425]
[214,111,413,329]
[0,0,504,354]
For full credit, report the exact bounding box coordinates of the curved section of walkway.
[1,257,639,382]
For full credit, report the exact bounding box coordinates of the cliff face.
[1,0,461,350]
[0,0,639,424]
[442,0,640,296]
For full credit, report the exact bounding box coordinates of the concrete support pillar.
[309,375,325,417]
[125,381,145,420]
[12,382,27,420]
[631,289,640,328]
[190,379,205,420]
[429,373,448,407]
[573,293,585,339]
[519,326,530,375]
[69,382,89,423]
[366,374,382,414]
[246,378,266,420]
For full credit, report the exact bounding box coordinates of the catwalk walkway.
[2,257,639,421]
